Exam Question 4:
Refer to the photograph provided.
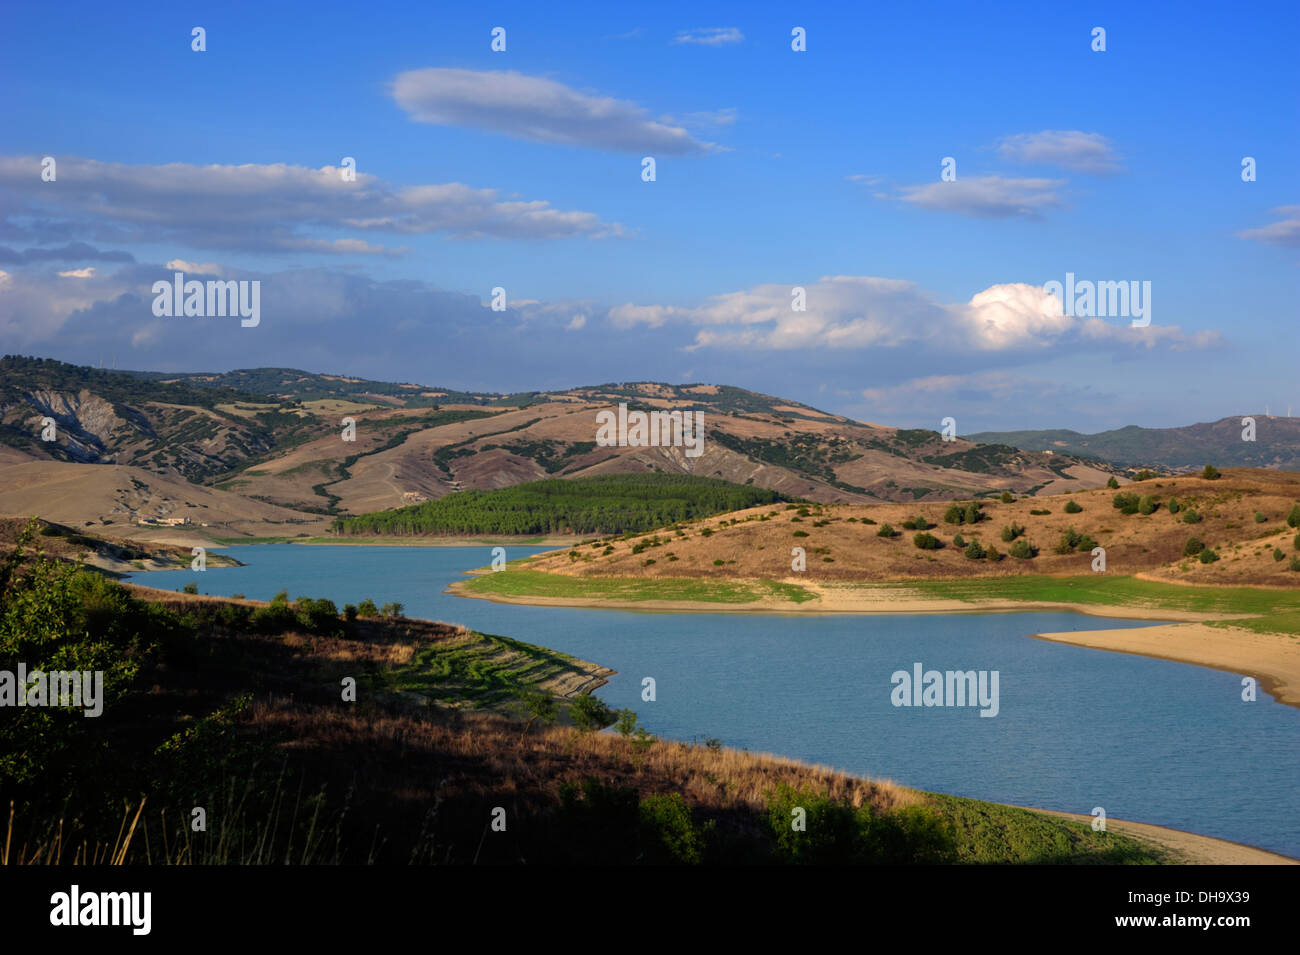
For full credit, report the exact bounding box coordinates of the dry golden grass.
[536,468,1300,588]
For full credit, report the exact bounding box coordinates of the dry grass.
[534,468,1300,588]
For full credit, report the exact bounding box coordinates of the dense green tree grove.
[334,474,792,536]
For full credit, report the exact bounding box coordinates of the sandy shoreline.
[1030,622,1300,709]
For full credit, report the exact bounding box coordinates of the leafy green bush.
[913,532,941,550]
[570,693,616,731]
[1287,503,1300,528]
[1112,492,1140,514]
[1198,548,1219,564]
[1254,512,1267,524]
[639,793,707,864]
[1106,476,1120,489]
[1029,508,1051,516]
[1183,537,1204,557]
[1064,500,1083,514]
[356,598,378,617]
[1000,522,1024,542]
[1009,539,1037,559]
[1291,556,1300,572]
[964,540,985,560]
[1273,548,1285,562]
[1000,491,1014,503]
[952,533,965,548]
[876,523,896,538]
[1200,465,1220,480]
[1137,495,1157,516]
[1167,497,1181,514]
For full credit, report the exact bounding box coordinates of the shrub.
[182,581,198,594]
[357,598,378,617]
[1137,495,1157,516]
[913,532,940,550]
[1112,492,1139,514]
[1291,556,1300,572]
[1200,465,1221,480]
[1273,548,1285,562]
[1054,527,1083,554]
[1198,548,1219,564]
[792,530,809,538]
[963,540,985,560]
[1295,532,1300,551]
[379,601,404,618]
[952,533,966,548]
[1063,500,1083,514]
[639,793,706,865]
[295,596,341,633]
[1029,508,1051,516]
[1000,522,1024,542]
[1106,476,1120,489]
[614,709,639,737]
[570,693,616,731]
[1254,512,1268,524]
[1009,539,1037,559]
[1076,533,1098,552]
[943,505,963,525]
[712,559,723,565]
[1133,469,1157,481]
[1182,510,1203,524]
[1168,497,1181,514]
[984,544,1001,561]
[876,524,896,538]
[1287,504,1300,528]
[343,604,358,622]
[1183,537,1205,557]
[963,503,983,524]
[1000,491,1014,503]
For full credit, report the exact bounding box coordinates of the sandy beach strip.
[1030,622,1300,709]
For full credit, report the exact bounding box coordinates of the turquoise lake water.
[132,544,1300,858]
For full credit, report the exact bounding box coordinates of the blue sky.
[1,0,1296,431]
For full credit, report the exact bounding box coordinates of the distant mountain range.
[968,417,1300,471]
[0,356,1125,530]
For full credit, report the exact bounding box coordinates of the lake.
[132,543,1300,858]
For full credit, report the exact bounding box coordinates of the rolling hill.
[0,357,1124,535]
[968,416,1300,471]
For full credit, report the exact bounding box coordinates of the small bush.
[1198,548,1219,564]
[1200,465,1221,480]
[1063,500,1083,514]
[1000,491,1014,503]
[1183,537,1204,557]
[1273,548,1285,562]
[964,540,985,560]
[876,524,896,538]
[913,532,941,550]
[1000,522,1024,543]
[952,533,966,548]
[1009,539,1037,559]
[570,693,616,732]
[357,598,378,617]
[1254,512,1267,524]
[182,581,198,594]
[1288,504,1300,528]
[1182,510,1203,524]
[1029,508,1051,516]
[943,505,964,525]
[1168,497,1181,514]
[1137,495,1157,516]
[792,530,809,538]
[1291,556,1300,572]
[1106,476,1120,489]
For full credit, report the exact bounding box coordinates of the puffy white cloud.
[390,68,718,155]
[996,130,1120,173]
[607,276,1218,354]
[57,267,96,278]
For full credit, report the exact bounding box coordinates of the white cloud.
[57,267,96,278]
[1238,205,1300,247]
[0,155,625,254]
[996,130,1120,173]
[895,176,1066,219]
[164,259,223,275]
[390,68,718,155]
[672,27,744,46]
[606,276,1218,354]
